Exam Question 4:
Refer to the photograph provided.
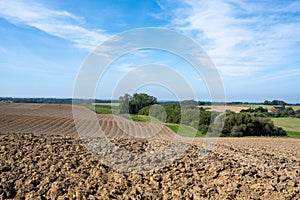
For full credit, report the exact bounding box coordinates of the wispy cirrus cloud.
[116,63,136,73]
[0,0,108,50]
[258,68,300,81]
[170,0,300,77]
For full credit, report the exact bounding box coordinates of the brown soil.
[199,105,249,113]
[0,103,299,199]
[0,103,175,140]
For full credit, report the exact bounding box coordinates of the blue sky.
[0,0,300,103]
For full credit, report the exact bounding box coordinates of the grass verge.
[164,123,204,137]
[120,114,161,123]
[85,104,119,114]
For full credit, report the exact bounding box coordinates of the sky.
[0,0,300,103]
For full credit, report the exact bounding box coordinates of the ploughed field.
[0,103,174,140]
[0,103,300,199]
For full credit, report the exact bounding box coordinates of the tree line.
[119,93,287,137]
[241,106,300,118]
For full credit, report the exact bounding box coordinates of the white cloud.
[171,0,300,77]
[258,69,300,81]
[116,63,136,73]
[0,0,108,50]
[217,65,260,77]
[155,0,165,10]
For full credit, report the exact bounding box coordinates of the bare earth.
[199,105,248,113]
[0,103,299,199]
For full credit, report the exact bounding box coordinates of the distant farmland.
[272,118,300,138]
[231,104,300,111]
[201,104,300,113]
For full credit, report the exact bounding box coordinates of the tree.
[271,100,286,108]
[264,100,286,107]
[181,100,198,107]
[119,93,157,114]
[264,100,272,105]
[296,110,300,118]
[221,112,286,137]
[164,103,181,124]
[198,101,206,106]
[240,106,269,117]
[119,93,131,114]
[280,107,295,117]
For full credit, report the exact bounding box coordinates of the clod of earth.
[0,103,299,199]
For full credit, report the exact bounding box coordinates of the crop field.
[231,104,300,111]
[200,105,253,113]
[0,103,299,199]
[0,103,174,140]
[272,118,300,138]
[89,103,300,115]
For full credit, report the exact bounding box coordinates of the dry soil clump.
[0,133,299,199]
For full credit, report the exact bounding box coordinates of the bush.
[222,112,286,137]
[273,127,287,136]
[138,105,150,115]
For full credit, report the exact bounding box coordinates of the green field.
[120,114,162,123]
[86,104,119,114]
[164,123,204,137]
[271,118,300,138]
[120,115,204,137]
[284,106,300,110]
[232,104,273,109]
